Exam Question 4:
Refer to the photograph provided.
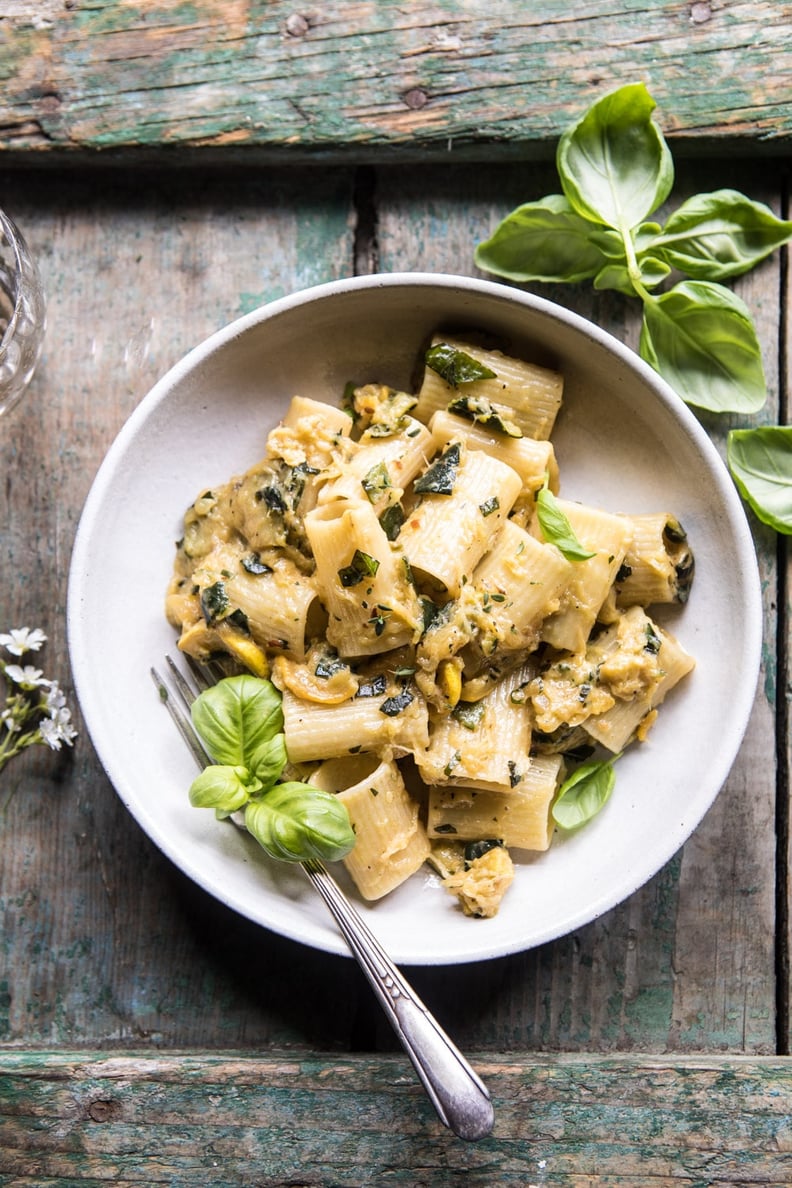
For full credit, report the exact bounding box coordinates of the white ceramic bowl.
[68,273,762,965]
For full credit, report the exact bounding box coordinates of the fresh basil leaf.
[414,442,462,495]
[191,675,284,775]
[653,189,792,280]
[189,763,259,816]
[640,280,766,413]
[536,487,596,561]
[426,343,496,386]
[557,82,674,231]
[727,427,792,534]
[552,756,617,829]
[474,194,614,283]
[244,782,355,863]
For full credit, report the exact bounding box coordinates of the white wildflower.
[4,664,46,689]
[44,682,67,713]
[0,628,77,772]
[39,713,77,751]
[0,627,47,656]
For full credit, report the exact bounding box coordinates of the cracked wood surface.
[2,1051,792,1183]
[1,1,791,161]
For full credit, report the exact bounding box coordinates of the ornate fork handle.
[152,658,494,1141]
[301,857,494,1141]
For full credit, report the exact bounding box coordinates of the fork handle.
[301,859,494,1141]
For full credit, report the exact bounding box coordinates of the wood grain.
[2,1050,791,1185]
[1,1,791,162]
[0,158,786,1064]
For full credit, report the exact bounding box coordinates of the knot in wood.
[87,1098,122,1123]
[285,13,310,37]
[689,2,712,22]
[403,88,429,111]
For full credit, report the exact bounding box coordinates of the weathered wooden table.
[1,3,791,1183]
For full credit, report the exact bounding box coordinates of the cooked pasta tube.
[399,444,522,596]
[279,684,429,763]
[426,754,565,851]
[582,608,695,752]
[470,519,573,656]
[305,500,422,656]
[413,335,564,440]
[614,513,695,608]
[417,668,532,794]
[318,415,433,511]
[429,409,559,495]
[537,499,633,654]
[310,754,430,899]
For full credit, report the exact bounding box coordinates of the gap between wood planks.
[775,171,791,1056]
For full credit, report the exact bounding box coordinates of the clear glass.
[0,210,46,419]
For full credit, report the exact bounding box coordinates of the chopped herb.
[380,688,414,716]
[426,342,497,387]
[644,623,662,654]
[369,613,388,636]
[241,553,272,576]
[200,580,230,625]
[508,760,522,787]
[338,549,381,587]
[420,598,451,634]
[434,823,459,835]
[452,700,486,730]
[393,665,417,678]
[464,839,503,867]
[226,609,250,634]
[414,442,462,496]
[479,496,500,517]
[286,462,319,510]
[448,394,523,438]
[361,461,391,502]
[379,503,405,541]
[315,653,346,680]
[356,673,388,697]
[402,556,416,586]
[256,485,287,514]
[370,786,380,797]
[444,750,462,777]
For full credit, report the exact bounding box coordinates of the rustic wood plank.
[2,1050,792,1185]
[1,1,791,162]
[0,157,786,1062]
[0,166,364,1051]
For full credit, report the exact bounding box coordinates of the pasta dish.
[166,334,695,918]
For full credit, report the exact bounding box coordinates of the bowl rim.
[67,271,763,963]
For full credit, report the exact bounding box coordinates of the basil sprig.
[552,755,619,830]
[188,675,355,864]
[475,81,792,529]
[536,477,595,562]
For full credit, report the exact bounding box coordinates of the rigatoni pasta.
[167,333,696,918]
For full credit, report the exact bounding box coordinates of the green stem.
[621,224,655,306]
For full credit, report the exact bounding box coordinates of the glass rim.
[0,209,29,356]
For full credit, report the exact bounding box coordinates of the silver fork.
[151,654,494,1142]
